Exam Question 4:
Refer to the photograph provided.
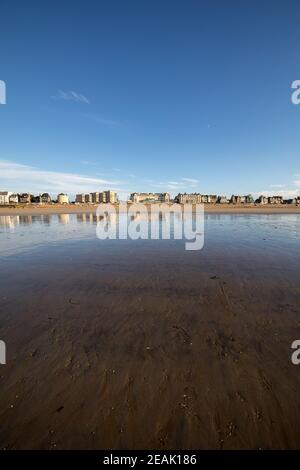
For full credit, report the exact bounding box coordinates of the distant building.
[19,193,31,204]
[75,193,85,204]
[0,191,12,205]
[9,193,19,204]
[99,192,107,203]
[231,194,253,204]
[201,194,217,204]
[84,193,92,203]
[31,194,51,204]
[175,193,201,204]
[75,191,119,204]
[256,195,268,205]
[217,196,229,204]
[245,194,254,204]
[57,193,69,204]
[130,192,169,204]
[105,190,119,203]
[230,195,242,204]
[41,193,51,204]
[268,196,283,204]
[91,192,100,203]
[284,198,297,205]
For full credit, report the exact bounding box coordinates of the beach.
[0,203,300,216]
[0,213,300,449]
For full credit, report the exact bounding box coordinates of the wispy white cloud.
[52,89,90,104]
[152,178,199,191]
[182,177,199,183]
[256,188,299,199]
[149,181,187,191]
[254,177,300,198]
[0,160,124,196]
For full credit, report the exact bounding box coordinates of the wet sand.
[0,203,300,216]
[0,217,300,449]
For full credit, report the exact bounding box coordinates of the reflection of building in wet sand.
[31,215,44,224]
[77,213,117,225]
[2,214,53,226]
[76,213,98,224]
[76,213,92,224]
[0,215,20,229]
[41,215,51,225]
[19,215,33,225]
[58,214,70,224]
[76,214,85,223]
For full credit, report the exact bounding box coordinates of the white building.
[0,191,12,205]
[57,193,69,204]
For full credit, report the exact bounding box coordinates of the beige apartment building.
[104,190,118,203]
[130,192,170,203]
[91,192,100,203]
[84,193,92,203]
[201,194,218,204]
[75,193,85,204]
[75,190,119,204]
[57,193,69,204]
[175,193,202,204]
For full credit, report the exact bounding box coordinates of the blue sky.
[0,0,300,200]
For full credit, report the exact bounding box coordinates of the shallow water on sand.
[0,213,300,449]
[0,212,299,257]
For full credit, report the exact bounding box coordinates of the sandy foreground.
[0,222,300,449]
[0,203,300,216]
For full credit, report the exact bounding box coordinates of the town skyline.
[1,188,299,206]
[1,159,300,201]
